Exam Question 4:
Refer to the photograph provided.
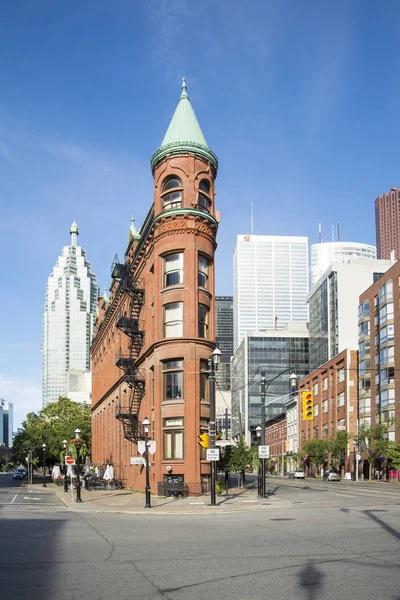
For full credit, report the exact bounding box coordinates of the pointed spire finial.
[181,77,188,98]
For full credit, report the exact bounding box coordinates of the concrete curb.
[38,484,291,516]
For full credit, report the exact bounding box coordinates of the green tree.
[228,436,251,482]
[329,431,350,468]
[354,423,391,480]
[303,439,329,474]
[387,442,400,470]
[12,397,91,466]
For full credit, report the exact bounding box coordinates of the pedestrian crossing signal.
[302,391,314,421]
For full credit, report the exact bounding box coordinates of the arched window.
[162,177,182,210]
[198,179,212,213]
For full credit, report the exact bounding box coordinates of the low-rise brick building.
[298,349,358,476]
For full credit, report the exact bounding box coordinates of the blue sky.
[1,0,400,428]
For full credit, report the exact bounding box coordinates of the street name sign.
[65,456,75,466]
[216,439,231,447]
[130,457,145,465]
[258,446,270,459]
[206,448,220,461]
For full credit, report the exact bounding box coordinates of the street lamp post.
[142,417,151,508]
[353,440,359,482]
[74,428,82,503]
[42,443,47,487]
[63,440,69,493]
[208,347,221,506]
[256,425,262,495]
[260,370,298,498]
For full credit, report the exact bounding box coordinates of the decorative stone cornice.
[153,213,217,246]
[151,141,218,173]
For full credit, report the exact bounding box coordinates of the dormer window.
[198,179,212,213]
[162,177,182,211]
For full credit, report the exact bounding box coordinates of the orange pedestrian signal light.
[198,434,209,448]
[302,391,314,421]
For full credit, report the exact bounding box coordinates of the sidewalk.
[35,482,291,515]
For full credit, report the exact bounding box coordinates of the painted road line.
[23,497,41,501]
[242,500,259,503]
[10,494,17,504]
[189,501,205,505]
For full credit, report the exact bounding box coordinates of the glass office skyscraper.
[231,323,309,445]
[233,235,309,351]
[42,223,98,407]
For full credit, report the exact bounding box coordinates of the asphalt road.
[0,473,62,508]
[1,477,400,600]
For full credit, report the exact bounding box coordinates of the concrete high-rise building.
[308,258,391,371]
[233,235,309,351]
[0,399,13,447]
[310,241,376,288]
[230,322,309,446]
[42,223,98,407]
[375,187,400,260]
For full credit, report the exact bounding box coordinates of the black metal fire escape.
[112,254,146,443]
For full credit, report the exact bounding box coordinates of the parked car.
[13,471,24,479]
[322,469,341,482]
[288,469,305,479]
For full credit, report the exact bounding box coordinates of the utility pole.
[260,371,267,498]
[225,408,229,440]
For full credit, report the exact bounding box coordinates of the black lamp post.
[42,443,47,487]
[74,428,82,503]
[63,440,69,492]
[259,369,298,498]
[208,347,221,507]
[142,417,151,509]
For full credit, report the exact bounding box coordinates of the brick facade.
[298,349,358,475]
[91,107,219,493]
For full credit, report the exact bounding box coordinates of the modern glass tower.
[0,400,13,447]
[233,235,309,351]
[42,223,98,406]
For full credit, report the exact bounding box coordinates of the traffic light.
[302,391,314,421]
[198,434,209,448]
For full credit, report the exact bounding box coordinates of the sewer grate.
[270,518,295,521]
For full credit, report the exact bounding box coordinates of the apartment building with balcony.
[358,261,400,443]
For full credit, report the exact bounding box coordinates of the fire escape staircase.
[112,255,146,443]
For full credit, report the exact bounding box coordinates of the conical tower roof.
[151,78,218,173]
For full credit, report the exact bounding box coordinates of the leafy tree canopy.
[227,436,251,472]
[303,439,329,466]
[12,397,91,465]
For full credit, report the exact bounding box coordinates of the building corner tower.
[91,79,219,491]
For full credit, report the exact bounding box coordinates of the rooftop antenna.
[318,223,322,243]
[337,223,341,242]
[250,202,254,235]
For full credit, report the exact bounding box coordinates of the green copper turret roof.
[151,78,218,173]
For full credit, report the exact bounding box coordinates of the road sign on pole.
[206,448,220,461]
[65,456,75,466]
[258,445,270,459]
